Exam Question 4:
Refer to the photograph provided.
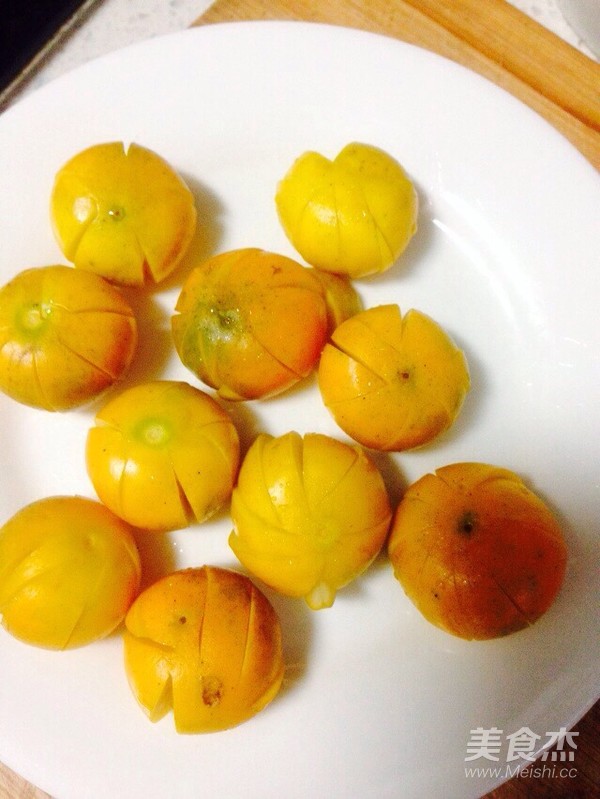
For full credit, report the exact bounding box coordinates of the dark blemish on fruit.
[458,510,477,537]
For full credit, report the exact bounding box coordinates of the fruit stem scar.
[107,205,126,221]
[211,308,237,327]
[18,302,52,332]
[134,418,172,447]
[458,510,477,536]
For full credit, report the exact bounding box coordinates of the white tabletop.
[2,0,597,111]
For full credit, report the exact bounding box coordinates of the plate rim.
[0,19,599,799]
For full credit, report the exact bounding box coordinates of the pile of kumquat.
[0,140,567,733]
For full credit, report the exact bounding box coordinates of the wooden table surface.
[197,0,600,168]
[1,1,598,797]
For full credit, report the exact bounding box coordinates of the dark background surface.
[2,0,93,95]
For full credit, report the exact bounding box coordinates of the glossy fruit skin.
[172,248,329,401]
[309,267,363,334]
[388,463,568,640]
[318,304,470,451]
[229,431,392,609]
[0,496,141,649]
[50,141,196,286]
[275,142,418,278]
[0,265,137,411]
[86,380,240,531]
[123,566,284,733]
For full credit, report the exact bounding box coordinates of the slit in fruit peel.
[356,179,396,267]
[451,568,467,630]
[251,328,305,381]
[327,335,388,386]
[237,587,256,684]
[116,449,136,521]
[293,181,321,233]
[0,558,90,649]
[289,432,314,519]
[63,556,109,649]
[196,570,210,662]
[191,419,238,471]
[148,672,174,722]
[63,185,99,263]
[55,334,119,381]
[0,555,67,614]
[48,299,135,319]
[297,179,341,262]
[332,177,342,263]
[31,349,52,410]
[310,446,359,513]
[491,575,532,625]
[263,279,325,295]
[339,514,391,550]
[449,533,470,628]
[127,633,175,655]
[408,378,459,427]
[263,434,305,526]
[133,228,155,285]
[93,416,121,432]
[170,461,197,525]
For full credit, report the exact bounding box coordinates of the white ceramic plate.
[0,22,598,799]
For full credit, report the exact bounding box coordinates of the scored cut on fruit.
[0,265,137,411]
[172,248,329,400]
[50,141,197,286]
[229,431,392,609]
[275,142,418,278]
[0,496,141,649]
[123,566,284,733]
[388,462,568,640]
[86,380,240,531]
[318,303,470,451]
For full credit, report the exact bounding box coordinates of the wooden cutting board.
[1,1,598,798]
[194,0,600,169]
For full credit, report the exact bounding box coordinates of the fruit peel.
[318,304,470,451]
[50,142,197,286]
[229,431,392,609]
[388,462,568,640]
[123,566,284,733]
[275,142,418,278]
